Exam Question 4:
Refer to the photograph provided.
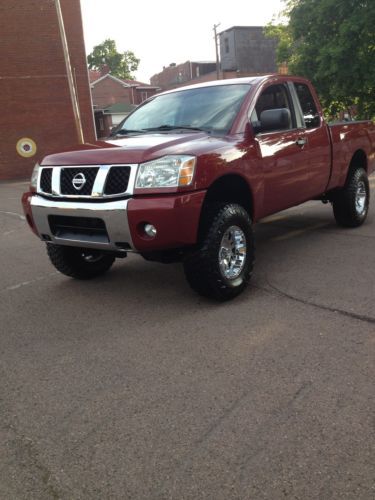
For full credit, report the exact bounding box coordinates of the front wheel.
[183,203,254,301]
[46,244,115,279]
[332,168,370,227]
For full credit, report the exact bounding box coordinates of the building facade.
[150,61,217,90]
[0,0,96,180]
[89,72,160,137]
[220,26,278,74]
[150,29,279,93]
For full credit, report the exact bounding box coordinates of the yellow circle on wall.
[16,138,37,158]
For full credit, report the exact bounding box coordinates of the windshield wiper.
[112,128,146,136]
[142,124,208,132]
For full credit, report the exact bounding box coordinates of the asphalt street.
[0,179,374,499]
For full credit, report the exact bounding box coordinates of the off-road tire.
[183,203,254,301]
[332,168,369,227]
[47,244,115,279]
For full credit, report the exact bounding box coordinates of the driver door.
[251,83,311,216]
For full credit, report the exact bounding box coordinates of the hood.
[41,132,231,166]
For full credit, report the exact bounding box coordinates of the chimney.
[100,64,110,76]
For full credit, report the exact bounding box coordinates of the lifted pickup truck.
[22,75,375,300]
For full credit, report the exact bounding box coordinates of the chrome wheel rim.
[218,225,247,280]
[355,181,367,215]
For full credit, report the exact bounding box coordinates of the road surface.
[0,179,374,499]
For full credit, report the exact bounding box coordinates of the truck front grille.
[40,168,52,193]
[37,164,135,198]
[104,166,131,195]
[60,167,99,195]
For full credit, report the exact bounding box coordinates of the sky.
[80,0,285,84]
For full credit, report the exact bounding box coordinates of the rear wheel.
[183,203,254,301]
[47,244,115,279]
[332,168,369,227]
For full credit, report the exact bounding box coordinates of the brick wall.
[91,78,133,108]
[150,62,217,91]
[150,70,260,92]
[0,0,96,181]
[91,76,159,108]
[134,88,157,105]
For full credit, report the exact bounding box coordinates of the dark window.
[294,83,320,128]
[224,38,229,53]
[251,84,294,131]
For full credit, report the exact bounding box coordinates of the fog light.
[144,223,157,238]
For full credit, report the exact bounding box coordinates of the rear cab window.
[293,83,321,128]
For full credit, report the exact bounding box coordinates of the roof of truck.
[158,75,273,96]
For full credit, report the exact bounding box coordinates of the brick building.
[149,30,280,93]
[0,0,96,181]
[150,61,217,90]
[220,26,278,74]
[89,71,160,137]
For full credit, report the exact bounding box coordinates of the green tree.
[87,39,140,80]
[264,23,294,67]
[267,0,375,119]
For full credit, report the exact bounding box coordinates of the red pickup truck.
[22,75,375,300]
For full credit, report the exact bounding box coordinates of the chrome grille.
[60,167,99,195]
[104,166,131,195]
[40,168,52,193]
[37,164,137,198]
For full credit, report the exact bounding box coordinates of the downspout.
[55,0,85,144]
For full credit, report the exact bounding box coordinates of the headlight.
[30,163,40,189]
[136,155,196,189]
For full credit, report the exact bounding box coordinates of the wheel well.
[349,149,367,174]
[203,175,253,217]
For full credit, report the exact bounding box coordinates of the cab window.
[294,83,320,128]
[251,84,294,132]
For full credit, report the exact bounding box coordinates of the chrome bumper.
[30,196,135,252]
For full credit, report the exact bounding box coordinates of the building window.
[196,66,200,77]
[141,91,148,102]
[224,38,229,53]
[99,118,104,131]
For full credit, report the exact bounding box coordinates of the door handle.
[296,137,308,147]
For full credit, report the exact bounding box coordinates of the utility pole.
[55,0,85,144]
[213,23,221,80]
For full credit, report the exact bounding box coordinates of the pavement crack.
[0,210,25,221]
[289,381,313,403]
[1,420,64,499]
[159,390,249,495]
[194,391,248,446]
[1,272,59,293]
[258,279,375,325]
[237,381,313,485]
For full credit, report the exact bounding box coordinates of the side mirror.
[259,108,291,133]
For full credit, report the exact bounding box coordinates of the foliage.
[264,23,294,67]
[266,0,375,119]
[87,39,140,80]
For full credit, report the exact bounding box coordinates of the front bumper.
[28,195,134,252]
[23,191,206,253]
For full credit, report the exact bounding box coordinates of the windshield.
[117,84,251,135]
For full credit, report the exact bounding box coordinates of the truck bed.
[327,120,375,191]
